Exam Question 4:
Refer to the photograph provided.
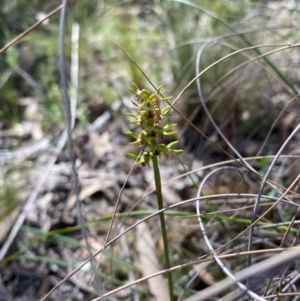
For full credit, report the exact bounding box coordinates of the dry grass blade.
[0,0,78,55]
[0,5,62,54]
[196,167,267,301]
[91,249,287,300]
[248,124,300,265]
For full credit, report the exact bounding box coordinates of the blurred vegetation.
[1,0,298,138]
[1,0,299,215]
[0,172,18,221]
[1,0,299,193]
[0,1,242,124]
[1,1,300,299]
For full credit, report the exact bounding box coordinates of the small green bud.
[131,100,140,107]
[136,157,146,165]
[156,85,163,92]
[126,112,137,117]
[131,82,140,90]
[163,131,176,136]
[129,140,141,145]
[166,141,179,149]
[162,96,172,101]
[128,153,140,159]
[161,106,171,114]
[163,123,177,130]
[172,149,183,154]
[129,88,137,95]
[125,130,139,139]
[130,120,141,125]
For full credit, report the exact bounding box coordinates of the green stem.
[152,155,174,301]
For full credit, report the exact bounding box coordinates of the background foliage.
[1,0,300,300]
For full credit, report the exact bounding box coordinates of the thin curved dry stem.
[175,25,299,50]
[194,43,300,281]
[279,207,300,249]
[196,167,267,301]
[93,247,297,301]
[116,41,300,201]
[0,3,70,54]
[172,43,300,108]
[195,48,300,264]
[269,293,300,300]
[172,42,300,158]
[177,232,272,301]
[195,43,254,170]
[40,192,294,301]
[207,41,296,100]
[185,247,300,301]
[125,155,300,214]
[265,206,300,300]
[274,273,300,300]
[248,124,300,268]
[171,43,300,191]
[256,96,296,156]
[174,0,299,98]
[193,41,300,159]
[211,172,300,264]
[201,41,298,150]
[192,41,297,155]
[192,42,300,280]
[115,42,159,93]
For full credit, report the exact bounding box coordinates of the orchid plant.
[126,83,183,301]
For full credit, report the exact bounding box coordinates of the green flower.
[126,83,183,166]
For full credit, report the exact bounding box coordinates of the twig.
[248,124,300,267]
[0,5,63,54]
[196,167,267,301]
[58,0,99,287]
[39,193,297,301]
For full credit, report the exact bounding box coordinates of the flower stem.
[151,155,174,301]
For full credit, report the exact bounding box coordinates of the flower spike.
[126,83,182,166]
